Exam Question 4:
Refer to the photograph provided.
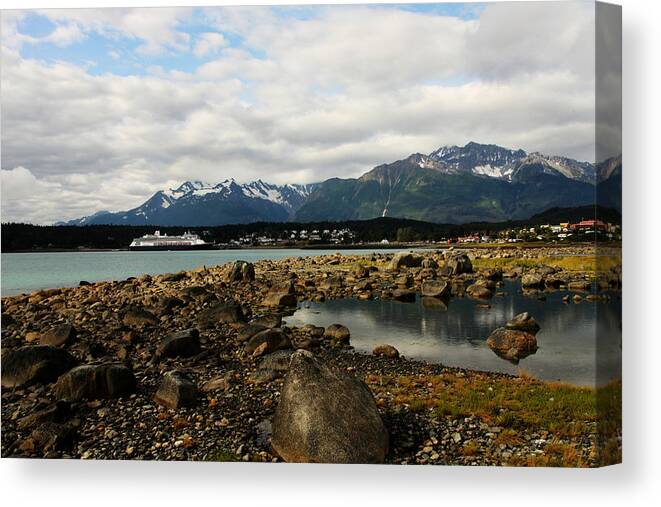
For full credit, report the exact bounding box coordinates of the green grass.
[365,371,621,467]
[472,255,621,274]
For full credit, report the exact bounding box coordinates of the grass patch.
[366,372,621,440]
[472,255,620,274]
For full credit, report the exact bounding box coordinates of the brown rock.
[38,324,77,346]
[373,344,400,358]
[324,324,350,344]
[486,327,538,363]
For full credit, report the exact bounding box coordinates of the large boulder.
[153,371,198,409]
[244,328,292,356]
[197,302,245,328]
[505,312,541,334]
[486,327,538,363]
[271,351,389,463]
[446,253,473,275]
[180,286,211,301]
[122,307,159,327]
[568,280,592,291]
[250,350,294,384]
[251,314,283,328]
[236,323,268,343]
[389,252,422,271]
[1,345,77,388]
[38,324,77,347]
[323,324,350,344]
[421,279,449,299]
[157,329,201,358]
[521,273,545,288]
[466,282,494,300]
[226,261,256,283]
[262,292,297,307]
[54,363,136,400]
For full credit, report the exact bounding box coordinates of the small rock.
[505,312,541,334]
[372,344,400,358]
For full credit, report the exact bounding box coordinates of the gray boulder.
[197,302,245,328]
[54,363,136,400]
[271,351,389,463]
[1,345,77,388]
[251,314,283,328]
[123,308,159,327]
[245,328,292,356]
[466,282,494,300]
[251,350,294,384]
[263,292,297,307]
[521,273,545,288]
[421,279,449,299]
[446,253,473,275]
[236,323,268,343]
[226,260,256,283]
[157,328,201,358]
[389,252,422,271]
[154,371,198,409]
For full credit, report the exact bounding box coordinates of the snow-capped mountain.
[63,142,620,226]
[72,179,315,226]
[428,141,596,183]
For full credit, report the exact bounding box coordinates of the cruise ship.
[129,231,216,251]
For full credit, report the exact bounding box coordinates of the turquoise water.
[0,249,388,297]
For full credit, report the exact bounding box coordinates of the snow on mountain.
[61,142,619,226]
[429,142,595,182]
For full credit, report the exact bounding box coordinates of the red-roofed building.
[571,219,608,231]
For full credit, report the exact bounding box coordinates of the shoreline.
[1,246,621,465]
[0,240,621,254]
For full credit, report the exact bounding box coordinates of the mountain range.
[61,142,621,226]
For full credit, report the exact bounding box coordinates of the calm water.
[0,249,391,297]
[287,281,622,386]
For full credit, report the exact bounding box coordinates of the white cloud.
[193,32,227,58]
[0,3,605,224]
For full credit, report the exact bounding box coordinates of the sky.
[0,1,604,224]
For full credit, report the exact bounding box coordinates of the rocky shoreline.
[1,245,621,465]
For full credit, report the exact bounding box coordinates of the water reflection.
[287,281,621,386]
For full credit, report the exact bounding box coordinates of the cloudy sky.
[1,1,600,224]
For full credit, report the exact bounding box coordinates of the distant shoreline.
[1,240,618,254]
[3,243,433,253]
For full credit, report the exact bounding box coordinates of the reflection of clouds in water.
[288,281,621,386]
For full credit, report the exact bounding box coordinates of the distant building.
[571,219,608,231]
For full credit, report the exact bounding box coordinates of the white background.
[0,0,659,505]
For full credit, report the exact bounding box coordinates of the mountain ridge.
[61,142,621,226]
